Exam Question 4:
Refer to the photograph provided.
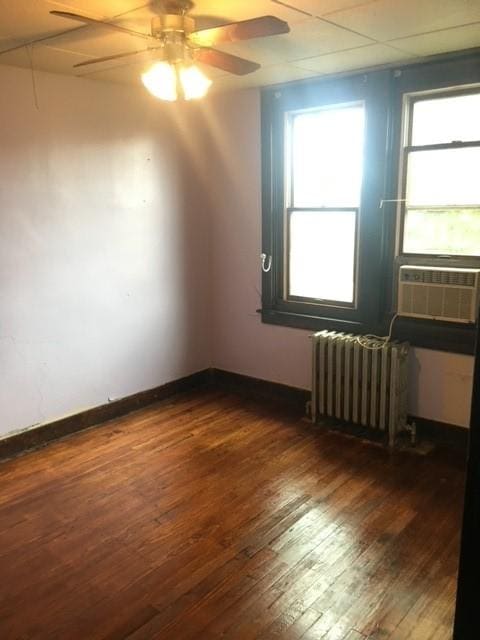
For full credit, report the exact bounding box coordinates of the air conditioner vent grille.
[401,268,476,287]
[398,266,480,324]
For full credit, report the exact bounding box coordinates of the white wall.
[0,64,210,438]
[409,348,473,427]
[0,67,473,438]
[202,88,474,428]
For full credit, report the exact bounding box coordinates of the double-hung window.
[261,71,388,333]
[399,90,480,259]
[388,56,480,352]
[287,102,364,307]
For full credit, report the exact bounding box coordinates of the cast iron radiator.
[310,331,410,447]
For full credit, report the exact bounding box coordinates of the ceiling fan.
[50,0,290,101]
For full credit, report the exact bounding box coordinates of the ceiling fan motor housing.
[151,14,194,38]
[151,14,195,63]
[159,0,194,15]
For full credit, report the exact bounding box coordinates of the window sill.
[261,308,365,334]
[261,308,476,355]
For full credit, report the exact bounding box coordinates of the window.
[400,90,480,257]
[261,51,480,353]
[287,103,364,306]
[261,71,388,334]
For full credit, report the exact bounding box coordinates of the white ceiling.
[0,0,479,92]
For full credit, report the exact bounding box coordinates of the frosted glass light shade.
[142,62,177,101]
[179,65,212,100]
[142,62,211,101]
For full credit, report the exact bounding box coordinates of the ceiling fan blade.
[74,48,160,69]
[50,10,154,41]
[190,16,289,47]
[0,27,84,56]
[194,48,260,75]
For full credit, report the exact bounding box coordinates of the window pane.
[289,210,356,303]
[406,147,480,207]
[411,92,480,145]
[291,104,365,208]
[403,208,480,256]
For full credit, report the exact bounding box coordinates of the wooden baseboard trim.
[0,369,212,462]
[1,367,468,462]
[211,368,309,413]
[211,369,468,453]
[413,417,469,452]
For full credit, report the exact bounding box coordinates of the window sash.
[402,207,480,257]
[283,101,365,310]
[285,101,365,211]
[410,88,480,146]
[285,207,359,308]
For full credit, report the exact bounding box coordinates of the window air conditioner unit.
[397,266,480,324]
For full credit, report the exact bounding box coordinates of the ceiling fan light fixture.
[179,64,212,100]
[142,61,178,101]
[142,60,211,101]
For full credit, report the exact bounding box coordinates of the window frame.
[261,50,480,354]
[261,69,390,335]
[397,86,480,261]
[284,100,365,310]
[385,53,480,353]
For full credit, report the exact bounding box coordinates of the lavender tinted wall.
[0,65,473,438]
[0,64,209,438]
[203,88,473,428]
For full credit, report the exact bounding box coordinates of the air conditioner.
[397,266,480,324]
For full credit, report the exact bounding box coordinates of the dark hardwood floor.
[0,390,465,639]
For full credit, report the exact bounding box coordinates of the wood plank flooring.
[0,390,465,639]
